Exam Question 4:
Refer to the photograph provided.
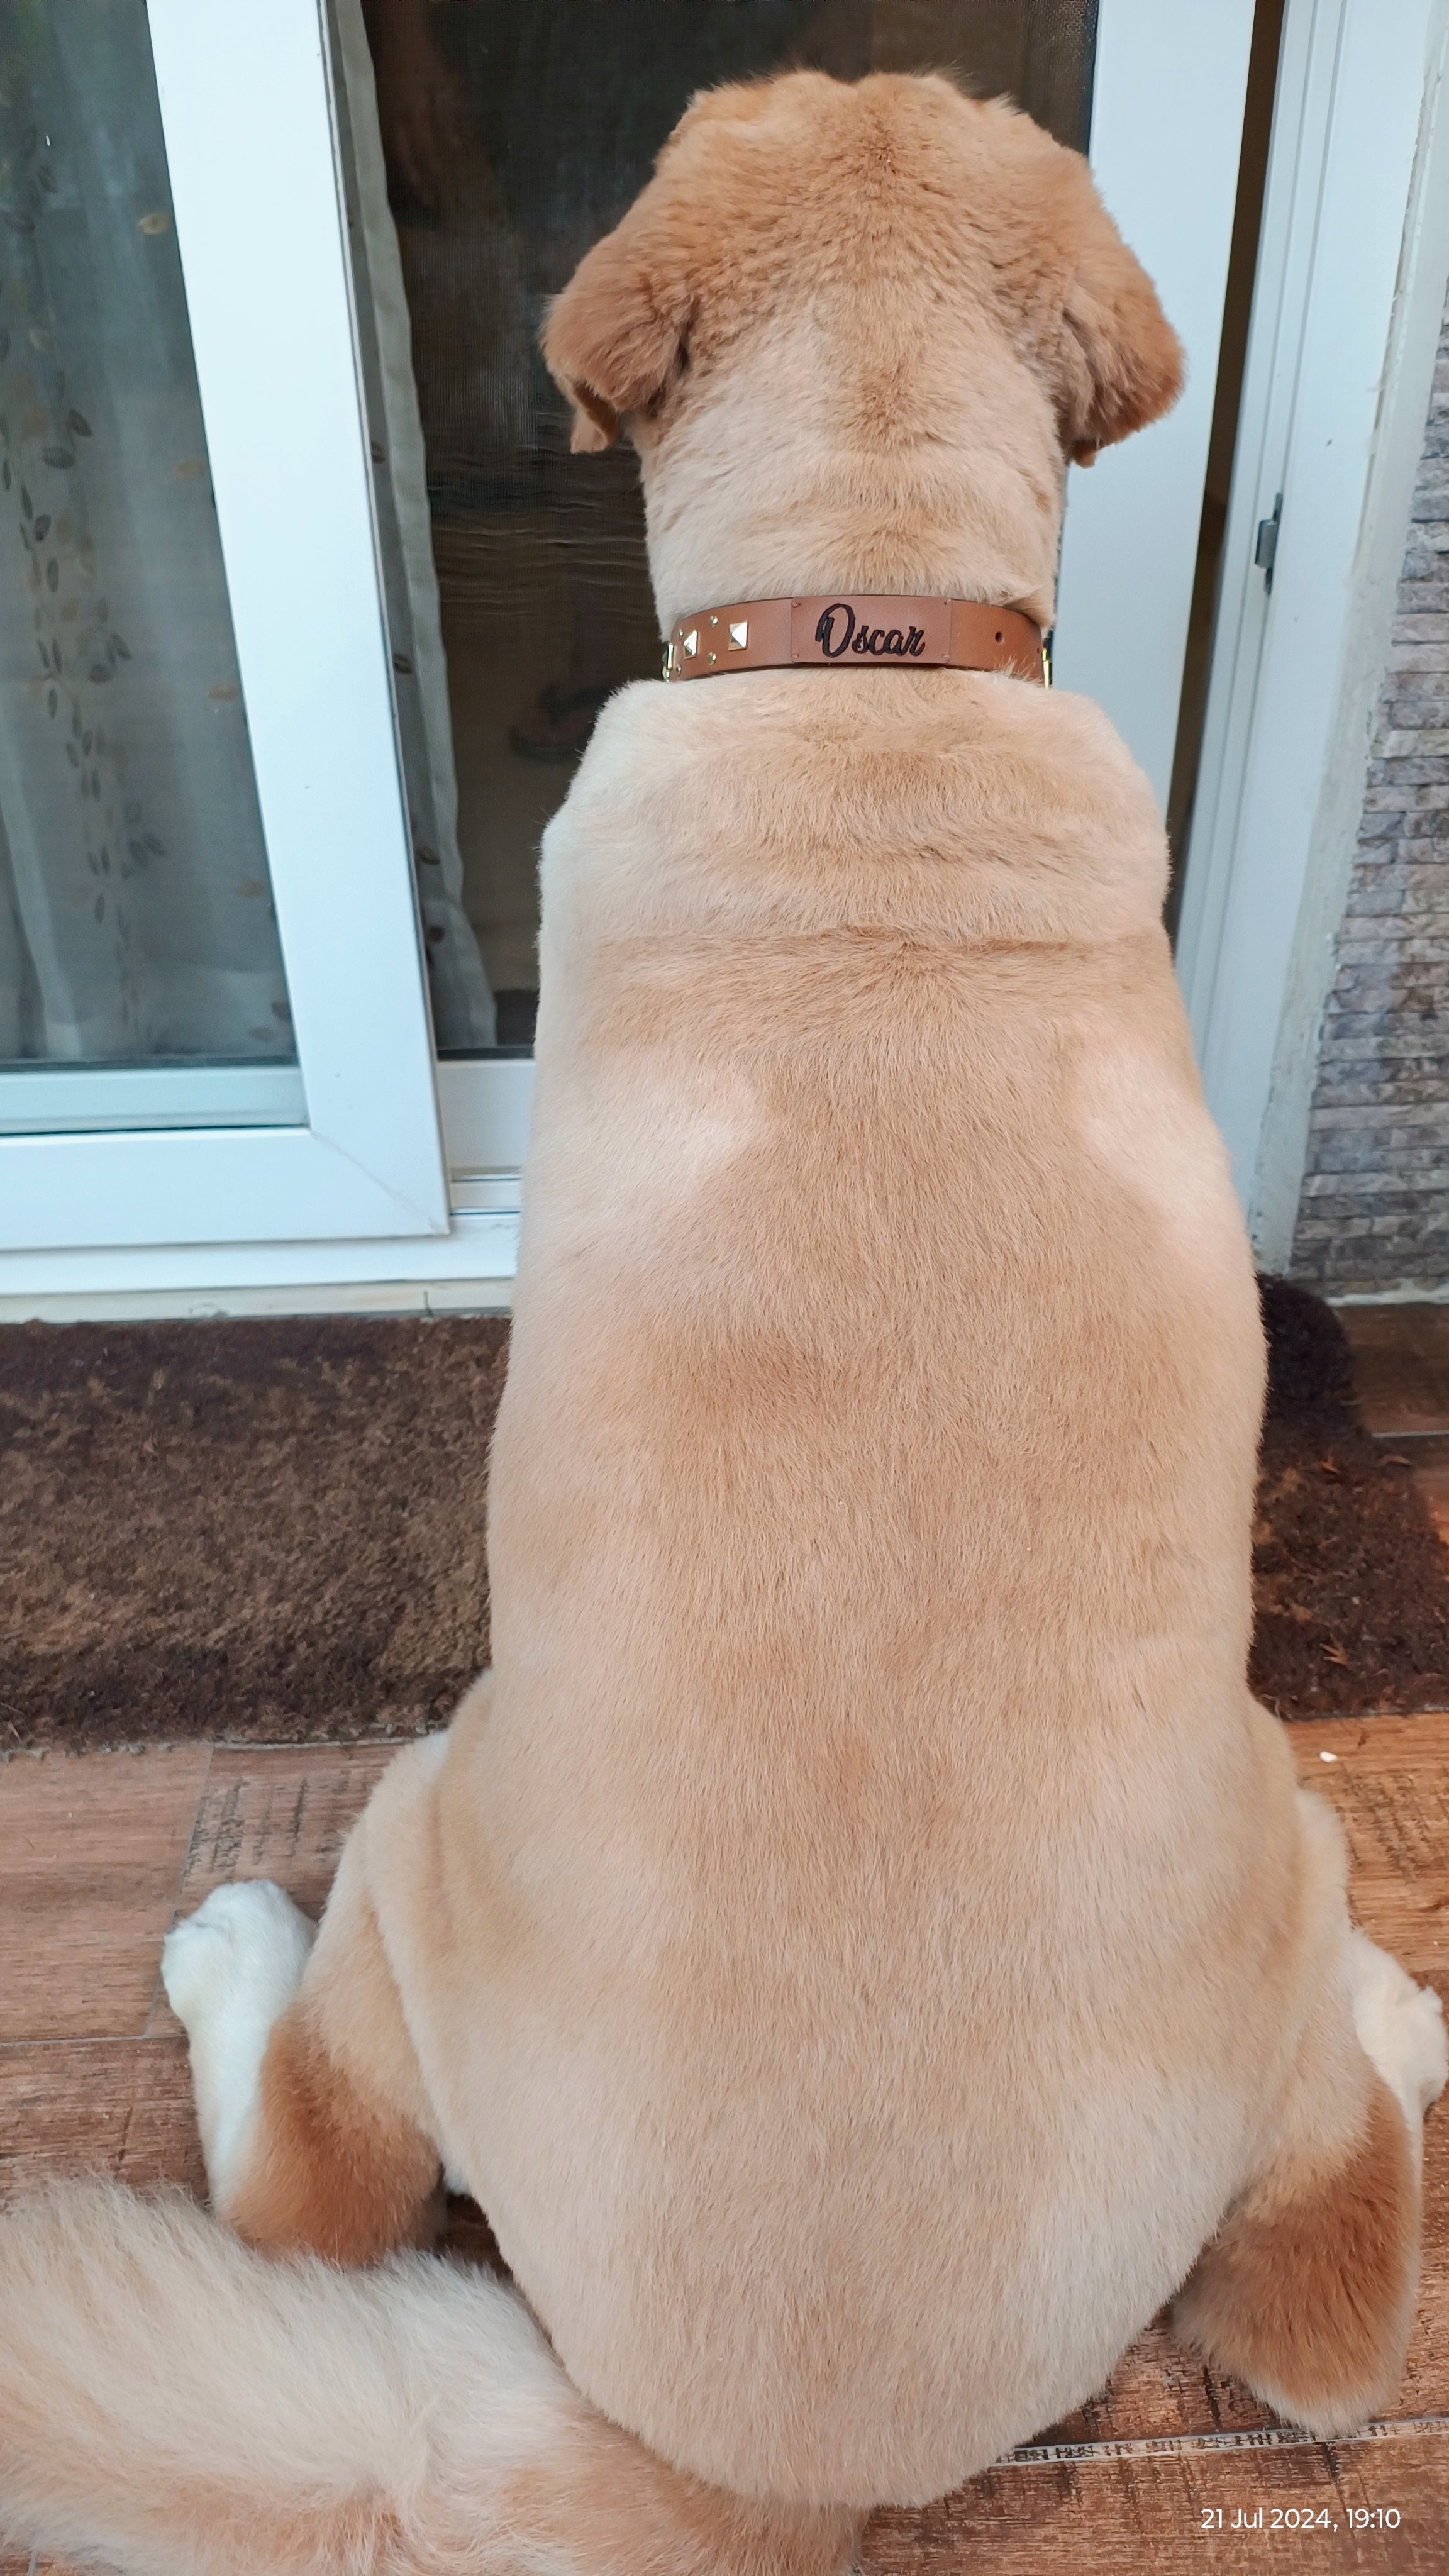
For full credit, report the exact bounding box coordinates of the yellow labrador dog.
[3,70,1443,2576]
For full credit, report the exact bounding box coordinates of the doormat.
[1,1284,1445,1755]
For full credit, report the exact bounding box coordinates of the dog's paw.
[1348,1929,1448,2124]
[162,1882,316,2206]
[162,1880,314,2031]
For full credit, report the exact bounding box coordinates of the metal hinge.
[1254,492,1283,592]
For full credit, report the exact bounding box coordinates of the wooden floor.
[0,1714,1445,2575]
[4,1301,1449,2574]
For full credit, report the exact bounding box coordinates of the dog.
[2,69,1444,2576]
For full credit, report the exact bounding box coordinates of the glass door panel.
[340,0,1100,1074]
[0,0,298,1131]
[0,0,449,1250]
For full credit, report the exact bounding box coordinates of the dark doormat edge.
[1,1284,1445,1753]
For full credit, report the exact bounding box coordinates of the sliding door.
[0,0,448,1251]
[0,0,1258,1305]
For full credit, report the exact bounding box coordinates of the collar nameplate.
[665,594,1048,685]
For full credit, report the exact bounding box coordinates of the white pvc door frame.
[1053,0,1257,815]
[0,0,1263,1311]
[1174,0,1449,1258]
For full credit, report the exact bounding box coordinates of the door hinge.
[1254,492,1283,591]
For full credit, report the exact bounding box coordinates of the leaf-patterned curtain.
[0,1,293,1072]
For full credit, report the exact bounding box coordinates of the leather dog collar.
[664,594,1048,684]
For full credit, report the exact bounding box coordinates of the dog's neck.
[633,314,1067,639]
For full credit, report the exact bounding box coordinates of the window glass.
[0,0,293,1070]
[348,0,1099,1053]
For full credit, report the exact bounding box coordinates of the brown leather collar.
[664,594,1048,685]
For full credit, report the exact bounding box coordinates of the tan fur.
[0,67,1441,2576]
[226,2007,440,2264]
[224,1827,441,2263]
[1174,1799,1427,2436]
[0,2183,855,2576]
[1176,2076,1418,2437]
[542,70,1183,626]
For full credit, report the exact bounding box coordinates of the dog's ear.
[543,191,693,454]
[1056,179,1183,464]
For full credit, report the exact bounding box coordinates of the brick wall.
[1291,283,1449,1294]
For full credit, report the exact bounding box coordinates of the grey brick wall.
[1291,284,1449,1295]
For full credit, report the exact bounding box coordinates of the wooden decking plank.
[0,1747,210,2043]
[0,2038,203,2208]
[1291,1718,1449,1981]
[1290,1712,1449,1774]
[1034,2314,1273,2448]
[0,2559,118,2575]
[146,1739,402,2036]
[862,2428,1449,2573]
[174,1741,397,1913]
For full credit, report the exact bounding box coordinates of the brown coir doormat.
[0,1282,1444,1754]
[0,1316,509,1754]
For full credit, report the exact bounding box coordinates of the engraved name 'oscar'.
[814,602,927,661]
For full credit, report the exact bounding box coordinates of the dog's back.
[407,658,1297,2502]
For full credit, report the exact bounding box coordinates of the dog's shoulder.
[543,670,1167,953]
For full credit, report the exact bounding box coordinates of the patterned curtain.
[0,0,294,1065]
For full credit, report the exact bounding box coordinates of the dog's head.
[543,71,1182,630]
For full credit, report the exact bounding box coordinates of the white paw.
[162,1882,316,2207]
[1348,1929,1448,2127]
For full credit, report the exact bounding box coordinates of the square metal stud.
[682,628,698,658]
[728,620,748,649]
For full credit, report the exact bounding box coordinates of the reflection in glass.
[347,1,1098,1053]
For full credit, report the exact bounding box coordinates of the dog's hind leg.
[1175,1796,1446,2436]
[162,1748,443,2265]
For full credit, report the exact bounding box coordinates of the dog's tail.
[0,2182,858,2576]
